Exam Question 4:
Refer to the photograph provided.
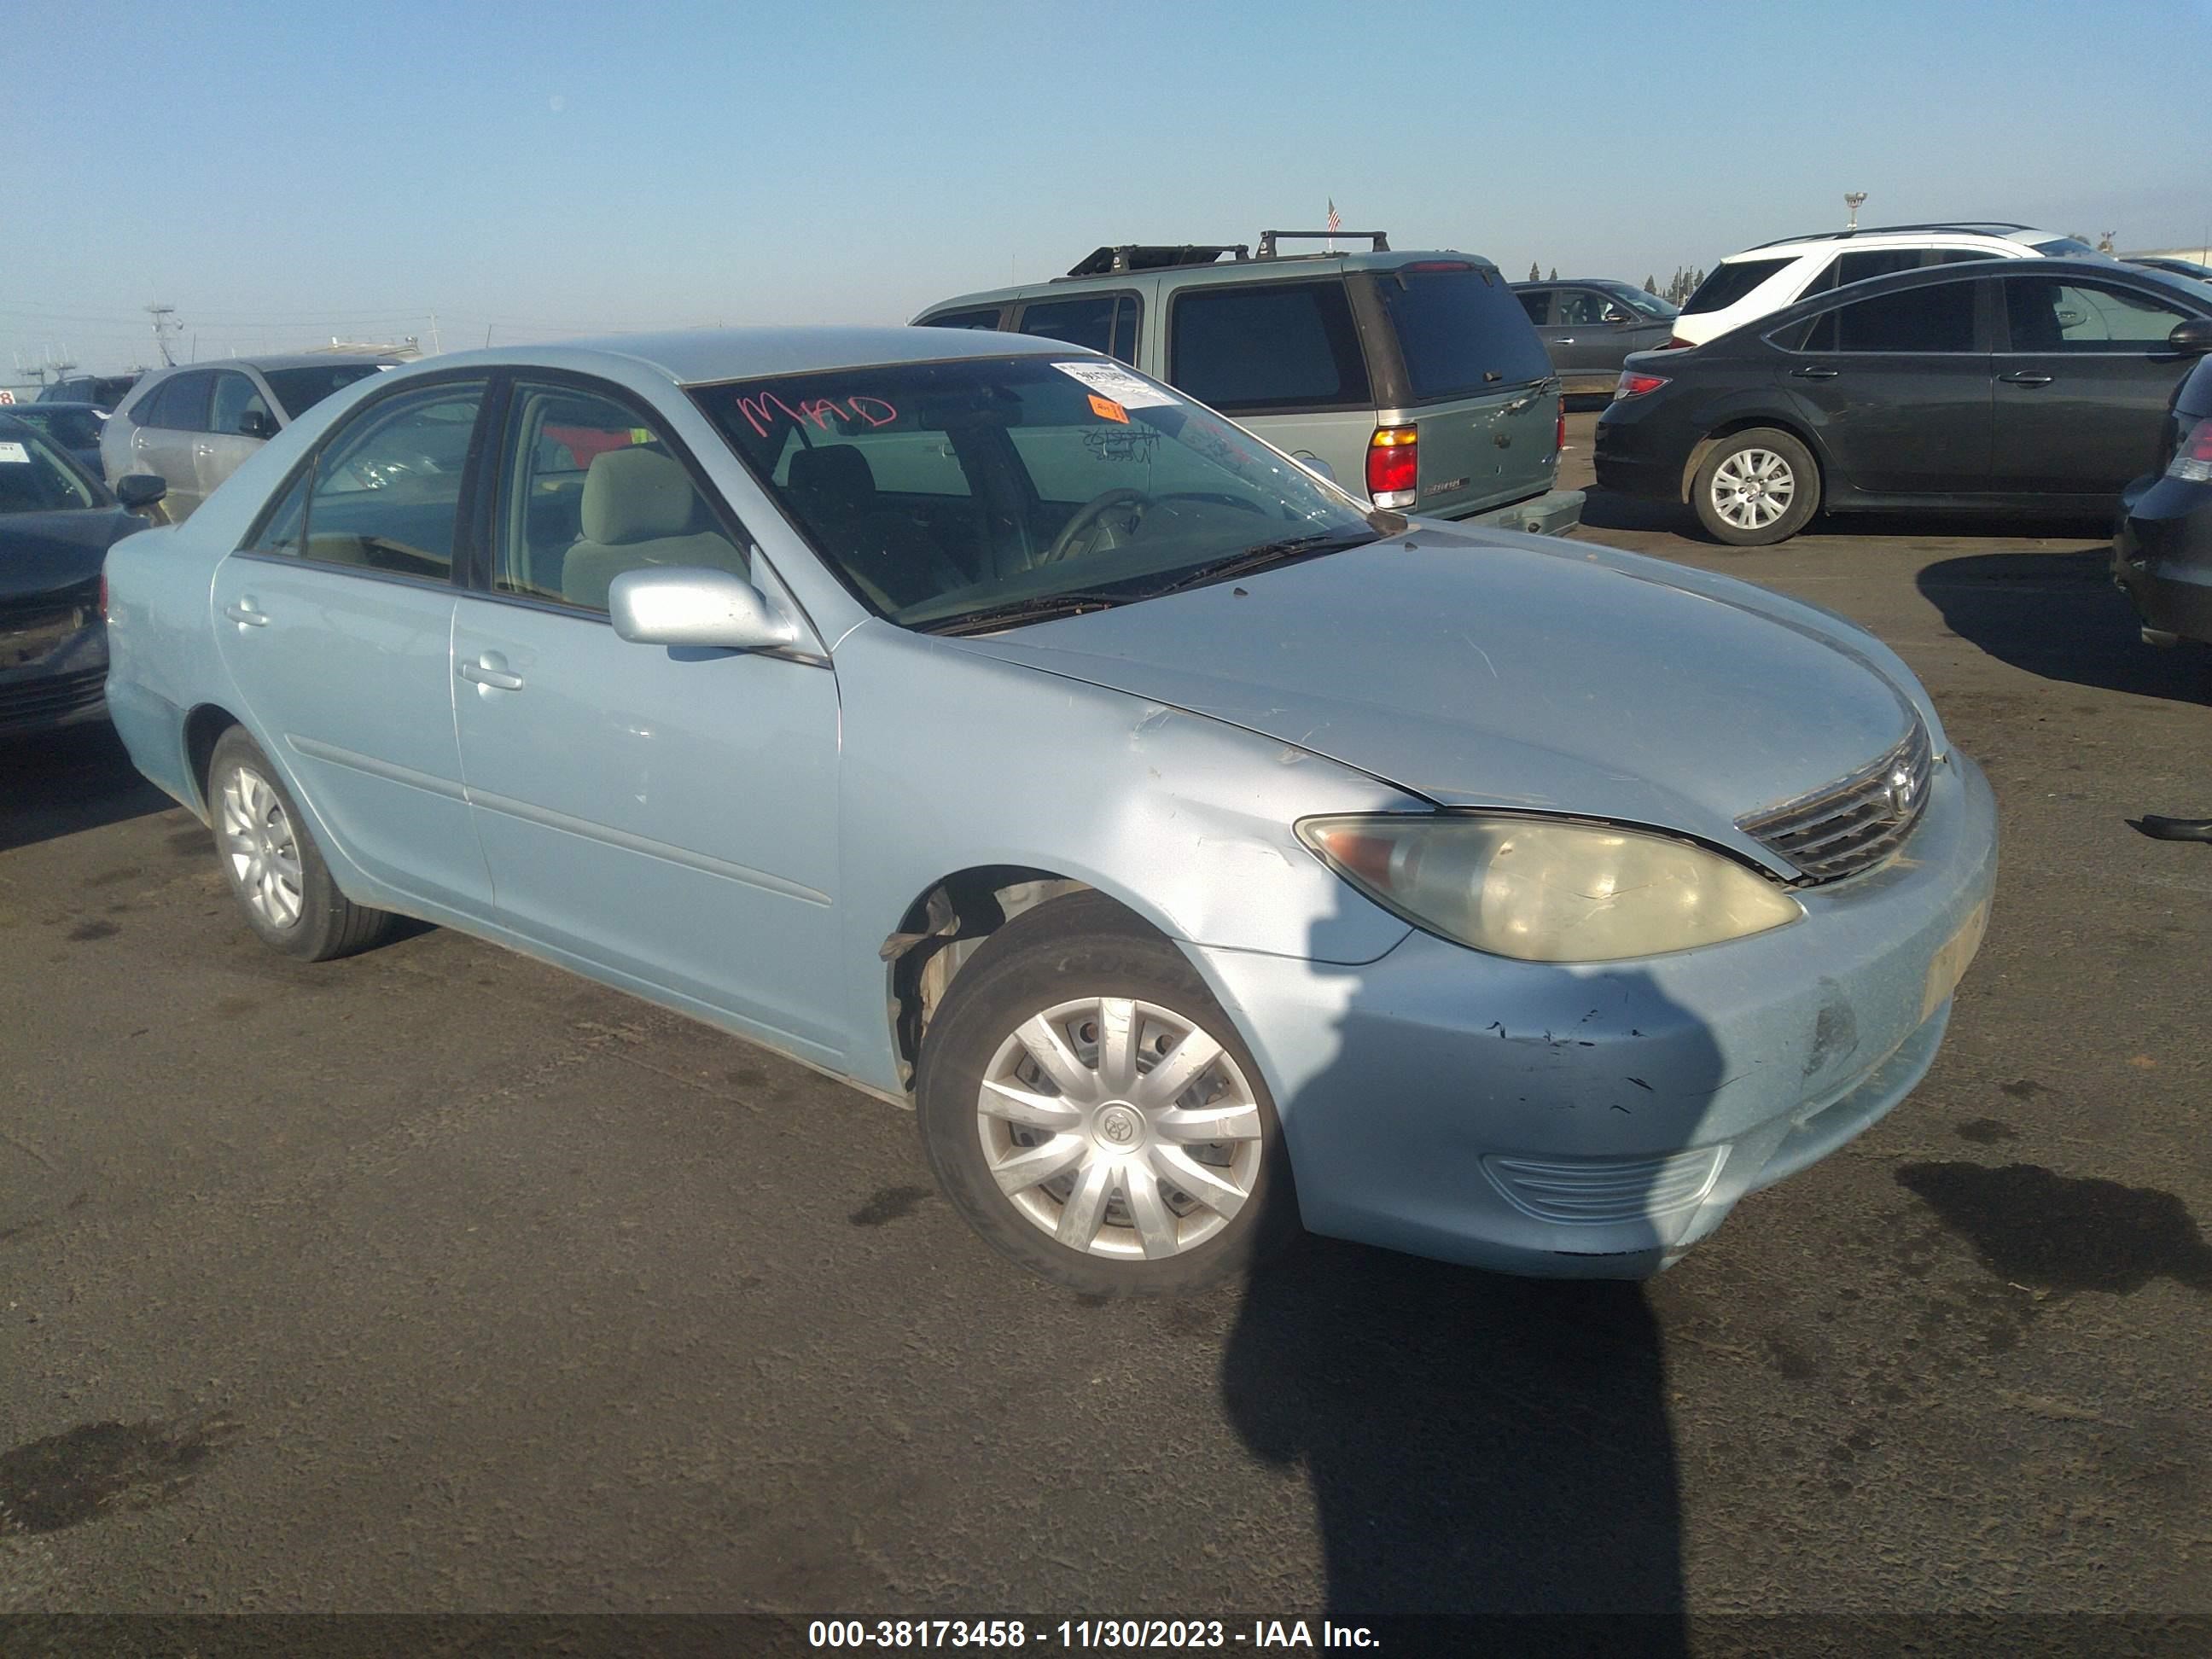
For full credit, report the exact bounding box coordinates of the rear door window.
[146,372,212,431]
[1802,280,1981,352]
[1015,294,1142,365]
[1168,279,1371,412]
[1370,265,1554,399]
[1683,258,1792,314]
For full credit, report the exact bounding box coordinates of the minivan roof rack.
[1256,229,1390,258]
[1740,220,2036,252]
[1062,244,1249,278]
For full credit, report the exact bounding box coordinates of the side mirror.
[238,409,279,439]
[608,566,797,651]
[114,473,167,510]
[1294,452,1338,485]
[2168,317,2212,356]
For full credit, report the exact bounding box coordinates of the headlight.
[1297,814,1802,963]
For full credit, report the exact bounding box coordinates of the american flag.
[1326,198,1341,236]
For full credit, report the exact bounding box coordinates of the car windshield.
[15,407,104,451]
[698,354,1381,632]
[0,425,104,515]
[260,363,387,421]
[1601,284,1679,319]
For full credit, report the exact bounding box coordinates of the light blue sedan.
[102,327,1998,1295]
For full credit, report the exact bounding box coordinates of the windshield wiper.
[920,591,1138,637]
[1143,530,1382,597]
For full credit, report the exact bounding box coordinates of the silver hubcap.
[975,995,1264,1260]
[219,766,305,930]
[1710,447,1796,529]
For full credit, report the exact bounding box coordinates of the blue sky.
[4,0,2207,380]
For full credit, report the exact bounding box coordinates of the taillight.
[2170,417,2212,483]
[1365,425,1418,508]
[1556,399,1567,453]
[1613,372,1671,402]
[1663,336,1693,350]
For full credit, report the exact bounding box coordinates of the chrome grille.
[1739,719,1935,883]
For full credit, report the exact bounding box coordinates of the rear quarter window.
[1167,279,1371,413]
[1371,266,1553,399]
[1684,257,1794,314]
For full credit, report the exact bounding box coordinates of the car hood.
[0,507,147,602]
[946,525,1926,865]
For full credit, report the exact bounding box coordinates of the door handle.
[2000,370,2053,386]
[458,655,524,690]
[222,600,268,627]
[1790,366,1839,379]
[1554,335,1575,345]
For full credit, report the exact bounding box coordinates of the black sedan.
[1595,257,2212,545]
[1,414,166,738]
[2113,350,2212,648]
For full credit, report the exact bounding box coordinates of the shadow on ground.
[1918,549,2212,705]
[0,725,175,855]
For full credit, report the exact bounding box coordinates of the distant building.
[2125,246,2212,265]
[311,337,424,358]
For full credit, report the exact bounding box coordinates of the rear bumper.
[2113,479,2212,644]
[1441,486,1585,537]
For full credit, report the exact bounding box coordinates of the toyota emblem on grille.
[1885,765,1918,821]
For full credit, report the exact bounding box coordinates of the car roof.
[1727,223,2064,258]
[922,248,1499,316]
[1510,277,1642,288]
[415,325,1080,389]
[12,399,102,412]
[148,352,405,375]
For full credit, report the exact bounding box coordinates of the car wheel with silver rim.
[206,725,397,961]
[917,892,1296,1295]
[1691,427,1820,546]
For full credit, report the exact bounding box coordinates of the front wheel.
[207,727,397,961]
[916,892,1298,1295]
[1691,428,1820,546]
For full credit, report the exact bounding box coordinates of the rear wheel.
[1692,428,1820,546]
[207,727,396,961]
[915,892,1298,1296]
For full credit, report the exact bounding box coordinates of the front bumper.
[1195,750,1999,1278]
[0,620,109,739]
[2112,477,2212,644]
[1443,486,1585,537]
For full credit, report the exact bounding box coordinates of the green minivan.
[913,230,1583,534]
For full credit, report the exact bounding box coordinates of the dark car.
[2128,256,2212,284]
[0,415,166,738]
[2113,341,2212,646]
[1594,258,2212,544]
[1511,279,1680,393]
[6,401,107,474]
[36,373,141,412]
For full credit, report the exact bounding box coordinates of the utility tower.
[147,303,181,367]
[1844,192,1867,231]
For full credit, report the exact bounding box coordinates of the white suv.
[1668,223,2107,347]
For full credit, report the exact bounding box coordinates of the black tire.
[915,890,1299,1296]
[206,726,396,961]
[1691,427,1821,546]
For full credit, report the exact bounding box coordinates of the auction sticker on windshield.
[1052,362,1175,409]
[0,442,30,465]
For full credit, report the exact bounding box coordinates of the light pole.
[1845,192,1867,232]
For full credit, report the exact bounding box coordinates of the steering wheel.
[1039,487,1155,565]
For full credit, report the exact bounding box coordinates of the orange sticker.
[1088,393,1129,424]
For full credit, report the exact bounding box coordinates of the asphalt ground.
[2,412,2207,1629]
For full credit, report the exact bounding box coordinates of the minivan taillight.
[1663,336,1694,350]
[1556,399,1567,454]
[2170,418,2212,483]
[1613,372,1671,402]
[1366,425,1418,508]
